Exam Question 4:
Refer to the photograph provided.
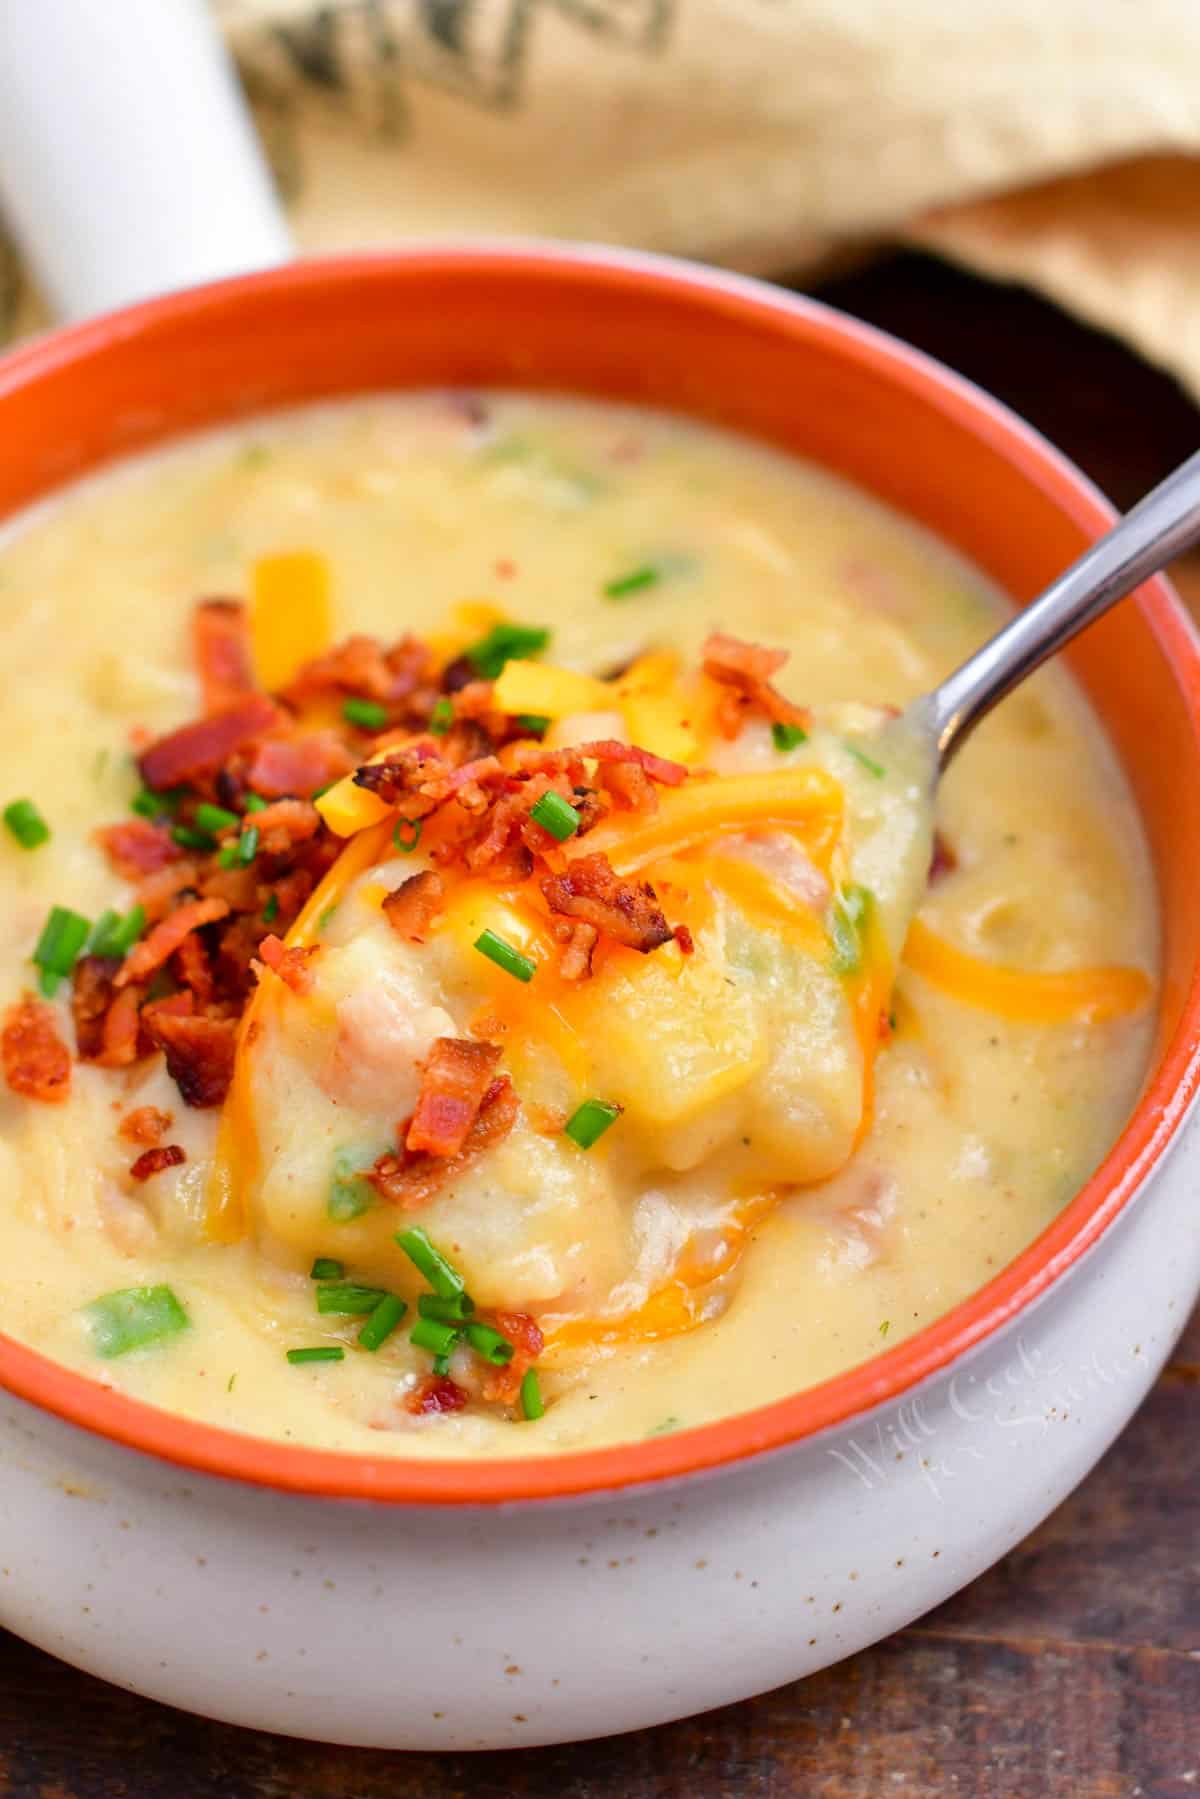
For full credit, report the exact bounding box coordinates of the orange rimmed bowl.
[2,245,1199,1748]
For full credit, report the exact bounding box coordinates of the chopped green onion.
[879,1319,890,1337]
[393,817,423,854]
[358,1293,408,1352]
[262,893,280,924]
[829,883,874,976]
[194,802,239,835]
[235,825,259,865]
[131,785,186,820]
[431,1352,453,1376]
[84,1284,189,1358]
[429,697,454,736]
[418,1292,475,1323]
[564,1098,622,1150]
[316,1283,389,1315]
[529,791,580,841]
[844,741,885,780]
[171,824,215,851]
[515,713,550,737]
[474,929,536,983]
[395,1226,466,1300]
[88,904,145,960]
[4,799,50,849]
[343,697,389,732]
[286,1346,344,1365]
[465,1321,514,1366]
[410,1317,461,1357]
[33,905,90,987]
[38,969,62,999]
[217,845,237,869]
[318,906,337,932]
[603,564,661,599]
[327,1146,373,1221]
[310,1257,344,1281]
[464,622,551,680]
[771,722,808,752]
[520,1367,545,1420]
[243,793,267,814]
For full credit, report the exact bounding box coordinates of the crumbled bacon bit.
[2,995,71,1103]
[246,733,354,800]
[557,919,598,982]
[115,897,230,989]
[702,632,810,733]
[541,853,673,953]
[254,933,320,996]
[251,798,323,858]
[119,1105,173,1146]
[139,1010,237,1108]
[382,870,445,942]
[96,818,183,881]
[172,929,214,1007]
[193,598,256,713]
[138,693,281,791]
[523,739,688,788]
[129,1144,186,1182]
[406,1038,503,1158]
[476,1308,544,1405]
[72,955,119,1060]
[368,1076,519,1209]
[98,986,145,1068]
[135,861,200,923]
[404,1375,468,1416]
[929,831,958,882]
[674,923,696,956]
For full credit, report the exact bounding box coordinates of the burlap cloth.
[4,1,1200,400]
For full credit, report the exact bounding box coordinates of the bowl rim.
[1,240,1198,1506]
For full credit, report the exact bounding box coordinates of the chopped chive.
[243,792,267,813]
[464,622,551,680]
[38,968,62,998]
[194,802,239,835]
[286,1346,344,1365]
[4,799,50,849]
[393,817,422,854]
[395,1226,466,1300]
[310,1257,344,1282]
[343,697,389,732]
[410,1317,461,1357]
[312,781,337,801]
[520,1367,544,1420]
[564,1098,622,1150]
[328,1146,373,1221]
[88,904,144,960]
[844,741,885,780]
[235,825,259,865]
[474,928,536,983]
[879,1319,890,1337]
[465,1321,514,1366]
[131,785,186,820]
[771,722,808,752]
[515,713,550,736]
[429,697,454,736]
[171,824,215,851]
[33,906,90,983]
[217,845,238,868]
[358,1293,408,1352]
[431,1352,453,1376]
[262,893,280,924]
[318,906,337,931]
[316,1283,388,1315]
[603,564,661,599]
[829,883,874,976]
[529,791,580,842]
[84,1284,189,1358]
[418,1292,475,1323]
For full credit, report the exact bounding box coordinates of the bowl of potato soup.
[1,246,1198,1749]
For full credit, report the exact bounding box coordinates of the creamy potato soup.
[0,395,1156,1458]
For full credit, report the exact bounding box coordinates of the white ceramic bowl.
[2,246,1198,1748]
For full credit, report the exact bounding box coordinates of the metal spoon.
[911,448,1200,768]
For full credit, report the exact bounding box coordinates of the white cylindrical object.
[0,0,291,321]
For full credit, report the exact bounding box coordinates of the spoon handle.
[926,447,1200,767]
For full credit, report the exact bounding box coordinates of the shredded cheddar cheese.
[902,917,1152,1023]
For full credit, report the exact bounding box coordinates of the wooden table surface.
[3,252,1199,1799]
